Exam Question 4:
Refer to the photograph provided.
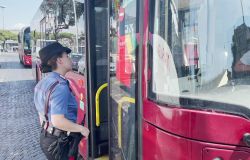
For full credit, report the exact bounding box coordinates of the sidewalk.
[0,52,46,160]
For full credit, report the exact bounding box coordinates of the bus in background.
[18,26,32,66]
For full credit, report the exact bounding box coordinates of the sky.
[0,0,43,30]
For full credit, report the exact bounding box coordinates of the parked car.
[78,56,86,75]
[110,56,116,76]
[70,53,82,71]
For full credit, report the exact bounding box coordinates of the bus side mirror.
[18,34,21,43]
[243,133,250,146]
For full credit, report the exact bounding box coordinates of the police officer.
[34,42,89,160]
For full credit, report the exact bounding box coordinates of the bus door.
[85,0,109,158]
[109,0,140,159]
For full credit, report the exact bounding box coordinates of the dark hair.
[47,52,64,70]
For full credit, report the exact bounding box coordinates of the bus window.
[110,0,139,159]
[37,0,84,61]
[115,0,137,87]
[148,0,250,117]
[31,0,85,106]
[31,0,88,157]
[24,27,31,50]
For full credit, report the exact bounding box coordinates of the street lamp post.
[73,0,79,53]
[0,5,6,31]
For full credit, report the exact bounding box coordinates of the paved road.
[0,52,46,160]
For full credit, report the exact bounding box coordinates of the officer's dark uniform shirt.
[34,72,77,123]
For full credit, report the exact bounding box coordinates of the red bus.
[32,0,250,159]
[141,0,250,159]
[18,26,32,66]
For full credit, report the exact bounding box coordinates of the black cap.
[39,42,71,73]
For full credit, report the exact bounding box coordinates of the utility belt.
[40,120,83,160]
[41,121,67,137]
[41,126,66,137]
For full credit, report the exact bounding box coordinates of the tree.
[40,0,84,41]
[0,30,18,41]
[40,0,84,28]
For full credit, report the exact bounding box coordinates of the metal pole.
[0,5,6,52]
[240,0,245,24]
[73,0,79,53]
[2,7,4,30]
[0,6,6,31]
[2,7,3,30]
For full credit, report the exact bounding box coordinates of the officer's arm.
[50,83,89,137]
[51,115,89,137]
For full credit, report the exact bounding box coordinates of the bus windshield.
[148,0,250,117]
[24,27,31,50]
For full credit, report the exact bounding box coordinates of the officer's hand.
[80,126,90,137]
